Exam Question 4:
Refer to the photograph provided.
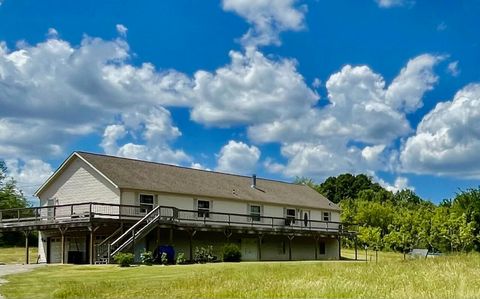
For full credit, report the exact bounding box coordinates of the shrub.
[114,252,134,267]
[140,250,154,265]
[193,245,215,263]
[176,252,186,265]
[222,243,241,262]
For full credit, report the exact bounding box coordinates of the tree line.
[295,174,480,253]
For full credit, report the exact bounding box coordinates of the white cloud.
[190,48,318,127]
[386,54,442,112]
[216,140,260,175]
[222,0,306,47]
[5,159,54,202]
[0,30,192,159]
[447,61,460,77]
[377,176,413,192]
[400,84,480,178]
[375,0,412,8]
[249,54,440,181]
[100,106,190,165]
[116,24,128,37]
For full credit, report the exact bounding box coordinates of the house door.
[241,238,258,261]
[302,210,310,227]
[49,237,62,263]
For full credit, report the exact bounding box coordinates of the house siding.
[39,157,120,207]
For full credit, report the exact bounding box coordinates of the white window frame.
[323,211,331,222]
[249,204,262,222]
[286,208,296,225]
[139,194,154,214]
[197,199,210,218]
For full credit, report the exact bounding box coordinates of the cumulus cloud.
[377,176,414,192]
[100,106,190,165]
[190,48,318,127]
[216,140,260,175]
[0,30,192,159]
[250,54,440,180]
[5,159,54,202]
[222,0,306,47]
[400,84,480,178]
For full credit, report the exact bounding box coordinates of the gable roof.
[42,151,340,211]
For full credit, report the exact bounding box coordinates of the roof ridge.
[75,151,299,186]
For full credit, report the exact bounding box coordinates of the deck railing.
[0,203,356,234]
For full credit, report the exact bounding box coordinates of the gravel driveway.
[0,264,45,299]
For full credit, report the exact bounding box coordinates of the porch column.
[338,236,342,260]
[257,235,263,261]
[169,227,173,244]
[24,230,29,264]
[287,235,294,261]
[88,226,99,265]
[354,235,358,261]
[314,235,320,260]
[188,229,196,261]
[155,225,161,248]
[59,226,68,264]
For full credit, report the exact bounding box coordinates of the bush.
[114,252,134,267]
[140,250,154,265]
[193,246,215,263]
[222,243,241,262]
[176,252,186,265]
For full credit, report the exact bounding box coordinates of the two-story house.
[0,152,357,264]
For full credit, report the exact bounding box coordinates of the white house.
[0,152,356,264]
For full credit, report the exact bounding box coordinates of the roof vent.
[251,174,257,188]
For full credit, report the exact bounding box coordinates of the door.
[241,238,258,261]
[49,237,62,263]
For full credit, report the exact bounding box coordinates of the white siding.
[39,157,120,206]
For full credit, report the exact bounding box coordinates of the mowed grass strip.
[0,247,38,264]
[2,251,480,299]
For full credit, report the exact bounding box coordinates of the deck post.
[156,225,161,248]
[257,235,263,261]
[169,227,173,244]
[287,235,294,261]
[188,229,196,262]
[338,235,342,260]
[59,226,68,264]
[88,225,97,265]
[354,235,358,261]
[24,230,29,264]
[314,235,320,260]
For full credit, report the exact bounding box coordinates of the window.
[250,205,261,222]
[197,200,210,218]
[319,241,326,255]
[323,211,330,222]
[286,208,296,225]
[139,194,154,214]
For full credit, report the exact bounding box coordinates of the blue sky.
[1,0,480,203]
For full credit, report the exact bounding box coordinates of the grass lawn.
[0,247,38,264]
[1,249,480,299]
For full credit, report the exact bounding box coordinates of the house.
[0,152,357,264]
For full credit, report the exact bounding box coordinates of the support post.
[88,226,96,265]
[338,236,342,260]
[169,227,173,244]
[59,226,68,264]
[24,231,29,264]
[287,235,294,261]
[354,235,358,261]
[156,225,161,248]
[257,235,263,261]
[314,235,320,260]
[188,229,196,262]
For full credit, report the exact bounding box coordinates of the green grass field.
[0,247,38,264]
[1,249,480,299]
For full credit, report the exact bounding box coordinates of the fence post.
[17,209,20,221]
